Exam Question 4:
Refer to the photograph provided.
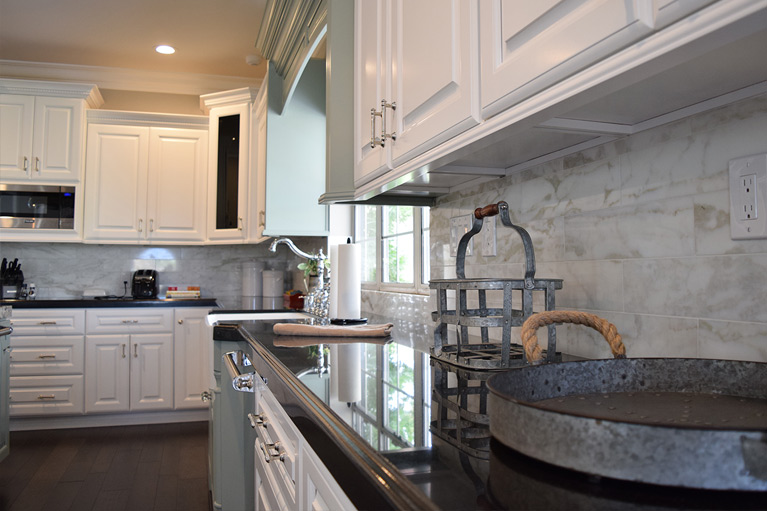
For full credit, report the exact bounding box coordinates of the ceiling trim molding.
[87,109,209,129]
[0,60,263,96]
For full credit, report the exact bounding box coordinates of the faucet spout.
[269,238,322,261]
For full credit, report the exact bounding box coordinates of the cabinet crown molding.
[87,110,208,129]
[200,87,259,112]
[0,78,103,108]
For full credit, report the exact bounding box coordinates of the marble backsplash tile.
[0,237,326,309]
[387,93,767,362]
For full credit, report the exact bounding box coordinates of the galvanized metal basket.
[430,201,562,369]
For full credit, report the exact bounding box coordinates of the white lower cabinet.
[85,309,174,413]
[173,308,213,410]
[8,309,86,416]
[253,378,354,511]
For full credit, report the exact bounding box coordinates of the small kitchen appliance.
[131,269,158,298]
[1,258,24,299]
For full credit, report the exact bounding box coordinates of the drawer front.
[254,388,297,507]
[9,335,85,376]
[10,309,86,336]
[85,308,173,334]
[9,375,84,416]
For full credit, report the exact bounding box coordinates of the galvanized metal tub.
[487,357,767,491]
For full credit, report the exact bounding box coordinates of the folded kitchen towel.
[273,322,393,337]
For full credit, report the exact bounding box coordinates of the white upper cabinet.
[201,89,256,244]
[83,113,208,244]
[354,0,479,188]
[0,80,102,184]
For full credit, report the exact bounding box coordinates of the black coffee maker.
[132,269,158,298]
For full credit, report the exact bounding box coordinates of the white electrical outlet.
[450,215,473,256]
[730,153,767,240]
[482,215,497,257]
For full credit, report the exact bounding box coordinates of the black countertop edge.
[0,298,221,308]
[213,323,439,511]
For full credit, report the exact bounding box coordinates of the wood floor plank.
[1,422,208,511]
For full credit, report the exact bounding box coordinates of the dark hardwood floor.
[0,421,209,511]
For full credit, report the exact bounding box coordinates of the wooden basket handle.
[521,311,626,364]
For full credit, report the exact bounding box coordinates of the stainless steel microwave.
[0,184,75,229]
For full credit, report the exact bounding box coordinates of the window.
[355,205,430,293]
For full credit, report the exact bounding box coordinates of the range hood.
[321,2,767,206]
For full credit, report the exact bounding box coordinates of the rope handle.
[521,310,626,364]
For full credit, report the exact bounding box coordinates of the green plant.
[297,258,330,278]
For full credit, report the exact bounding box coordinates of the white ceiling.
[0,0,269,88]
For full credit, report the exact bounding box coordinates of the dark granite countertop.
[209,311,767,510]
[1,297,221,308]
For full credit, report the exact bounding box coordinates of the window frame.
[354,205,430,295]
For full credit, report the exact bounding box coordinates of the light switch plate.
[450,215,473,257]
[729,152,767,240]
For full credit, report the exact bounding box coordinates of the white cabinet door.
[129,333,173,411]
[479,0,655,117]
[173,308,212,410]
[85,334,130,413]
[354,0,391,185]
[206,103,249,243]
[83,124,149,241]
[0,94,34,178]
[147,128,208,242]
[247,88,269,244]
[32,97,84,182]
[389,0,478,168]
[0,95,83,182]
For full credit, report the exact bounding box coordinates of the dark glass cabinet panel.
[216,114,240,230]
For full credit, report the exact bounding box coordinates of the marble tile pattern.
[363,93,767,363]
[0,237,327,309]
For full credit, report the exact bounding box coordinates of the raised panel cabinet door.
[300,443,355,511]
[0,94,34,179]
[83,124,149,241]
[479,0,654,117]
[32,97,84,182]
[354,0,392,186]
[84,334,130,413]
[389,0,479,167]
[129,333,173,411]
[173,309,213,409]
[147,127,208,242]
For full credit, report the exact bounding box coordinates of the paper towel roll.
[329,245,339,319]
[335,343,362,403]
[336,243,361,320]
[262,270,284,298]
[242,260,264,297]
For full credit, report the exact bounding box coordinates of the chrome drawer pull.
[37,394,55,400]
[37,321,58,325]
[247,413,266,429]
[121,319,139,324]
[201,391,212,402]
[258,440,284,463]
[37,354,56,359]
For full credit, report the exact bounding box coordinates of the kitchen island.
[209,311,767,510]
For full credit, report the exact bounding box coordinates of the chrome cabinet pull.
[37,394,55,400]
[34,157,40,173]
[247,413,266,429]
[133,344,138,358]
[23,156,29,171]
[238,217,244,231]
[37,321,58,325]
[149,219,154,232]
[178,319,184,325]
[121,319,139,324]
[370,99,396,148]
[138,218,143,232]
[258,210,265,228]
[258,440,284,463]
[37,354,56,359]
[121,343,126,358]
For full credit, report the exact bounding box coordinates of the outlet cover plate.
[450,215,473,257]
[729,153,767,240]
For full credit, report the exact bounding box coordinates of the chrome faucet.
[269,238,329,319]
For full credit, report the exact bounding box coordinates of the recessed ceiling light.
[155,45,175,55]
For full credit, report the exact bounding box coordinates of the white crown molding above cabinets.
[87,110,208,129]
[199,87,259,114]
[0,60,262,96]
[0,78,103,108]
